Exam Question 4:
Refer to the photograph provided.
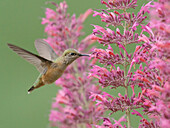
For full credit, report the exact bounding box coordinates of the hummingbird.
[7,39,89,94]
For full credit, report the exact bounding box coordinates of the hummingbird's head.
[62,49,89,65]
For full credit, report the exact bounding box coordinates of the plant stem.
[124,48,131,128]
[123,8,131,127]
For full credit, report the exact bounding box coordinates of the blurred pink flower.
[42,1,104,127]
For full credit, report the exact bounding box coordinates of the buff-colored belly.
[42,68,64,84]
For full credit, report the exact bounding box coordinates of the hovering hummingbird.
[7,39,89,94]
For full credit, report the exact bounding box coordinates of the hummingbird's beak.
[79,54,90,57]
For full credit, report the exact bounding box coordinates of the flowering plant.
[42,1,104,128]
[89,0,170,127]
[42,0,170,127]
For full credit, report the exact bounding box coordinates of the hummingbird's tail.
[28,86,35,94]
[27,79,45,94]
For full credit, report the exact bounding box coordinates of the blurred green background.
[0,0,148,128]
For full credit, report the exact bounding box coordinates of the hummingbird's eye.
[70,53,76,56]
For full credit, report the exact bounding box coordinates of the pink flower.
[42,0,170,127]
[42,1,104,127]
[89,0,170,127]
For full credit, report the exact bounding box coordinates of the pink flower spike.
[43,1,105,127]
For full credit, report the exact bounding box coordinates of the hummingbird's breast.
[42,62,67,84]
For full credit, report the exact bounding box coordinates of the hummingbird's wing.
[34,39,58,61]
[7,43,52,73]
